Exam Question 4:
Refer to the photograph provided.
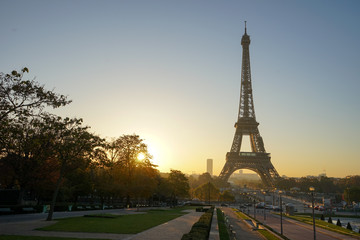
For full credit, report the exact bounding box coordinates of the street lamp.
[309,186,316,240]
[208,182,211,205]
[253,199,256,219]
[278,190,283,235]
[263,191,266,222]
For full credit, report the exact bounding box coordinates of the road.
[220,207,264,240]
[247,207,359,240]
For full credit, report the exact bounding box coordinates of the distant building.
[207,159,213,176]
[229,170,260,182]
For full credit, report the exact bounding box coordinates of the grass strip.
[287,214,360,238]
[233,209,250,220]
[297,213,360,219]
[216,208,230,240]
[233,209,287,240]
[0,236,107,240]
[40,207,189,234]
[257,229,282,240]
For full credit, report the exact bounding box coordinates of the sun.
[137,152,146,161]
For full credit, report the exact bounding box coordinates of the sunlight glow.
[147,144,160,167]
[137,152,146,161]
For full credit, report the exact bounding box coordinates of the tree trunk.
[46,159,66,221]
[126,194,131,208]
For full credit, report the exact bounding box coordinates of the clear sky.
[1,0,359,178]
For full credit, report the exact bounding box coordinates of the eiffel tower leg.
[257,165,280,188]
[257,171,274,188]
[219,161,235,182]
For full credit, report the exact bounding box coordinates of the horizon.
[1,1,359,178]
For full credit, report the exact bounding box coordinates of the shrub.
[347,222,352,230]
[336,219,342,226]
[181,207,214,240]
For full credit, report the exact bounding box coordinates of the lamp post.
[310,186,316,240]
[263,192,266,222]
[279,190,283,235]
[253,199,256,219]
[208,182,210,205]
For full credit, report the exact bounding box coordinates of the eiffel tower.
[219,22,280,187]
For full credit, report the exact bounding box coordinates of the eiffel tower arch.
[219,22,280,187]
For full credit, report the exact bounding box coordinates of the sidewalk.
[209,208,220,240]
[0,209,204,240]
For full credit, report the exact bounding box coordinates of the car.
[256,202,265,208]
[272,206,281,211]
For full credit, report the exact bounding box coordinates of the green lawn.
[0,236,106,240]
[40,207,190,234]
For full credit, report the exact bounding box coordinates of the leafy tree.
[188,175,196,186]
[0,68,72,202]
[62,167,93,204]
[0,115,59,197]
[197,172,213,186]
[131,162,159,202]
[344,187,360,203]
[194,182,219,202]
[275,177,297,191]
[167,169,190,205]
[46,117,102,221]
[99,135,156,207]
[219,190,235,202]
[0,68,70,122]
[153,175,171,203]
[318,176,338,193]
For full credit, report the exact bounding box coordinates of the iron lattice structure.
[219,24,280,187]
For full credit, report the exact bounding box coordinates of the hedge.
[181,207,214,240]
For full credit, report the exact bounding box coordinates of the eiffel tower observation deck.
[219,22,280,187]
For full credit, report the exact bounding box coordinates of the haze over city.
[1,0,359,178]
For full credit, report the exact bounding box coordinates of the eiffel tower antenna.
[219,23,280,187]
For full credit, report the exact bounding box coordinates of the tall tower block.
[219,22,280,187]
[207,159,213,176]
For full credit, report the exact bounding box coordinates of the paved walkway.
[209,208,220,240]
[0,209,203,240]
